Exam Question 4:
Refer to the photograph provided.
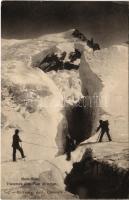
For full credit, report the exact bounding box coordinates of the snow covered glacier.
[1,29,128,199]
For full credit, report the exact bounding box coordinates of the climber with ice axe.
[12,129,26,162]
[96,120,112,142]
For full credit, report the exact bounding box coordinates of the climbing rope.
[1,142,63,164]
[22,141,63,150]
[26,132,48,137]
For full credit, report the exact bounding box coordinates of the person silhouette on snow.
[12,129,25,161]
[96,120,112,142]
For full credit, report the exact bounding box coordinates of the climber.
[12,129,26,161]
[65,134,76,161]
[96,120,112,142]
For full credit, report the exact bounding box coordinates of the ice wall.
[79,45,128,141]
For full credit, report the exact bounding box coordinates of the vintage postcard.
[1,1,129,199]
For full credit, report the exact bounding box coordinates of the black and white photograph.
[1,1,129,199]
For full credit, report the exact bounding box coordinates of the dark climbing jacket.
[96,120,109,132]
[12,134,22,148]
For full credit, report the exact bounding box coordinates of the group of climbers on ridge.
[12,119,111,162]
